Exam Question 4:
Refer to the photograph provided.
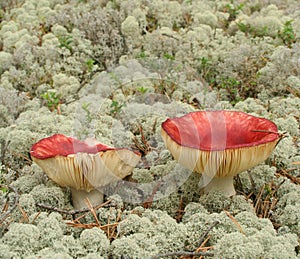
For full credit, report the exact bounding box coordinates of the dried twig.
[0,185,19,224]
[197,221,219,247]
[250,129,280,135]
[277,169,300,185]
[132,124,152,156]
[143,180,162,209]
[0,140,10,164]
[150,251,214,259]
[36,199,113,216]
[175,195,185,223]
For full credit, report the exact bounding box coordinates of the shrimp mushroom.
[161,111,281,196]
[30,134,140,209]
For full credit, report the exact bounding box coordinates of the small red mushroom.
[161,110,281,196]
[30,134,141,209]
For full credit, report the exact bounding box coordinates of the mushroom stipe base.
[199,175,236,196]
[70,188,104,210]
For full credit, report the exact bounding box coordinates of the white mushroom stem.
[201,176,236,197]
[70,188,104,210]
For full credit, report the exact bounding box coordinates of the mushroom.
[161,110,281,196]
[30,134,141,209]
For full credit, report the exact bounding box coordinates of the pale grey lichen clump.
[0,0,300,257]
[214,231,298,259]
[111,209,187,257]
[273,184,300,237]
[184,207,299,258]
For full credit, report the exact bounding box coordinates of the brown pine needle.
[254,185,265,216]
[30,211,41,224]
[196,236,211,252]
[85,198,101,227]
[66,221,98,229]
[224,210,245,235]
[0,185,19,225]
[17,204,29,223]
[66,221,119,230]
[143,180,162,209]
[292,161,300,165]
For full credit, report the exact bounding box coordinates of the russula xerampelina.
[161,110,281,196]
[30,134,141,209]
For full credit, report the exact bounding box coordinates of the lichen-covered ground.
[0,0,300,258]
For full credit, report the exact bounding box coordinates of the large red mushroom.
[161,110,281,196]
[30,134,141,209]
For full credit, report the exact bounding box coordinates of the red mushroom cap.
[161,110,279,151]
[30,134,114,159]
[30,134,141,192]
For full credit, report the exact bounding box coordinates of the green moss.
[5,129,41,158]
[277,180,300,198]
[158,149,172,163]
[257,45,300,96]
[132,161,186,209]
